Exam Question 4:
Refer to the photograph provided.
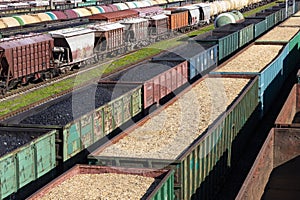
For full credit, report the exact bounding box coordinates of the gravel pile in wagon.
[39,173,155,200]
[21,84,136,126]
[0,129,47,157]
[152,43,210,61]
[257,26,300,42]
[215,44,283,73]
[105,61,183,82]
[280,17,300,26]
[97,77,249,159]
[192,30,232,41]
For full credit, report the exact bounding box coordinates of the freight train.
[1,1,300,199]
[0,0,279,94]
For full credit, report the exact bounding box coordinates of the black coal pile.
[0,130,46,157]
[21,84,136,126]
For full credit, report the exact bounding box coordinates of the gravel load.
[257,27,299,41]
[281,17,300,26]
[21,84,137,126]
[0,129,46,157]
[97,77,249,159]
[105,61,183,82]
[215,45,283,73]
[38,173,155,200]
[152,43,212,61]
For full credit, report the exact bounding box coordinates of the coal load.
[152,43,208,61]
[105,61,181,82]
[0,129,47,157]
[21,84,136,126]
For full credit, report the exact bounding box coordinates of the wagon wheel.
[0,87,6,95]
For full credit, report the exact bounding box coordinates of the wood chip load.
[280,17,300,26]
[34,173,154,200]
[96,77,249,160]
[256,27,299,42]
[215,45,283,72]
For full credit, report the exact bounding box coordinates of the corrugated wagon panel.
[0,154,17,199]
[34,131,56,178]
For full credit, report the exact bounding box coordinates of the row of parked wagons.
[0,1,268,91]
[236,72,300,200]
[0,0,268,31]
[1,2,300,200]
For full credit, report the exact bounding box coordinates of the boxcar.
[151,42,218,81]
[3,83,142,162]
[164,9,189,32]
[88,75,260,200]
[28,165,175,200]
[0,127,57,199]
[100,59,188,109]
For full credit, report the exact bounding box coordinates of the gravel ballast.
[97,77,249,159]
[215,45,283,73]
[38,173,155,200]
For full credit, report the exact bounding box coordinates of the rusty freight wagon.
[3,83,142,163]
[0,127,57,199]
[99,59,188,110]
[164,9,188,32]
[88,74,260,199]
[0,34,54,93]
[237,83,300,200]
[28,165,175,200]
[88,22,126,58]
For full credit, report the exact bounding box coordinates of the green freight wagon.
[88,75,259,200]
[3,83,142,163]
[0,127,56,200]
[190,28,239,61]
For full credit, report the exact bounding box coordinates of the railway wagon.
[191,27,239,61]
[210,42,290,116]
[49,27,95,70]
[241,17,268,38]
[88,74,260,200]
[236,127,300,200]
[28,165,175,200]
[151,42,218,81]
[0,127,57,200]
[164,9,189,32]
[212,22,254,48]
[237,83,300,199]
[3,83,142,163]
[100,59,188,109]
[88,22,126,58]
[0,34,54,93]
